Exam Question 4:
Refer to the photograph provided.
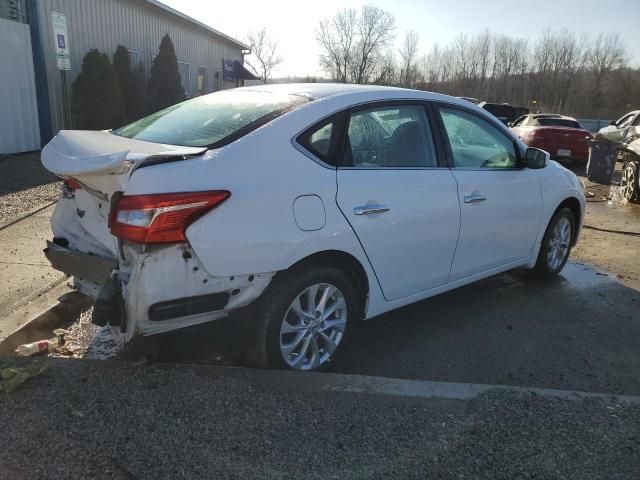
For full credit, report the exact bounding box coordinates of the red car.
[511,114,592,162]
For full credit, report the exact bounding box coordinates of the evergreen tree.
[147,34,185,112]
[71,49,125,129]
[130,62,147,121]
[113,45,136,122]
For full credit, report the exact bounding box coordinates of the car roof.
[234,83,418,101]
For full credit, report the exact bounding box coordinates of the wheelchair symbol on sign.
[57,34,66,49]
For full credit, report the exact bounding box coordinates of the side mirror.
[610,120,617,126]
[507,122,514,127]
[525,147,549,169]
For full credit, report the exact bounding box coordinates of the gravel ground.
[0,359,638,480]
[0,152,59,224]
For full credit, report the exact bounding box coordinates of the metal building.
[0,0,256,154]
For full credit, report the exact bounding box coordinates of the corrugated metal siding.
[35,0,244,137]
[0,17,40,154]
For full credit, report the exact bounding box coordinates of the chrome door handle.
[353,205,390,215]
[464,194,487,204]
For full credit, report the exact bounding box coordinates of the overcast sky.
[159,0,640,78]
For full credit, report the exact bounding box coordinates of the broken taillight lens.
[109,191,230,244]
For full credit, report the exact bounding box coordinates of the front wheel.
[251,265,360,371]
[534,207,575,276]
[621,160,639,203]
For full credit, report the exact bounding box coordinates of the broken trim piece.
[148,292,230,321]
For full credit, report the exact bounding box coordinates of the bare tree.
[317,9,357,83]
[317,5,395,84]
[399,30,419,87]
[351,6,395,84]
[587,32,627,113]
[244,27,283,83]
[373,48,398,85]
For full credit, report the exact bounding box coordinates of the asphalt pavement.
[0,358,638,480]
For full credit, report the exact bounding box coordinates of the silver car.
[597,110,640,142]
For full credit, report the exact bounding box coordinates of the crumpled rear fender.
[113,244,274,342]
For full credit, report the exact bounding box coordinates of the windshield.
[538,118,582,128]
[113,91,307,147]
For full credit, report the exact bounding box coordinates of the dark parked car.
[478,102,529,125]
[511,114,592,163]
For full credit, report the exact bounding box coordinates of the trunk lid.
[535,127,591,145]
[42,130,206,253]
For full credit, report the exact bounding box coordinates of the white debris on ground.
[49,308,120,360]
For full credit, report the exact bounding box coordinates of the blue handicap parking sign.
[57,34,65,49]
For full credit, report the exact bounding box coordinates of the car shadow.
[0,152,58,196]
[121,262,640,396]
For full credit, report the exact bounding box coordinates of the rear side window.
[298,120,336,164]
[342,105,437,168]
[113,91,307,148]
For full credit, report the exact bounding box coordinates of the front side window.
[114,91,307,147]
[342,105,437,168]
[439,107,518,169]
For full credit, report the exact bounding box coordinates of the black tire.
[533,207,576,277]
[621,160,639,203]
[250,265,360,371]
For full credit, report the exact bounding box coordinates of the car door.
[335,102,460,301]
[435,105,543,281]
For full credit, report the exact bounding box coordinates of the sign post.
[51,12,71,128]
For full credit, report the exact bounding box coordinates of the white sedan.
[42,84,585,371]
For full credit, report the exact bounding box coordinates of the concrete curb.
[9,357,640,404]
[146,361,640,405]
[0,285,93,355]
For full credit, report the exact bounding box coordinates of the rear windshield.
[537,118,581,128]
[113,91,307,148]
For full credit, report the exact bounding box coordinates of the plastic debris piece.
[0,362,48,393]
[15,337,60,357]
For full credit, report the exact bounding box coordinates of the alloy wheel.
[279,283,347,370]
[547,216,572,270]
[621,163,636,201]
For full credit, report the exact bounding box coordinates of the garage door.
[0,18,40,154]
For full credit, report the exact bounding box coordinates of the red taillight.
[109,190,230,244]
[64,177,83,189]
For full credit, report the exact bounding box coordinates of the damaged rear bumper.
[44,240,274,342]
[44,240,117,286]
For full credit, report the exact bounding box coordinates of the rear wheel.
[534,207,575,276]
[621,160,639,202]
[251,265,360,371]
